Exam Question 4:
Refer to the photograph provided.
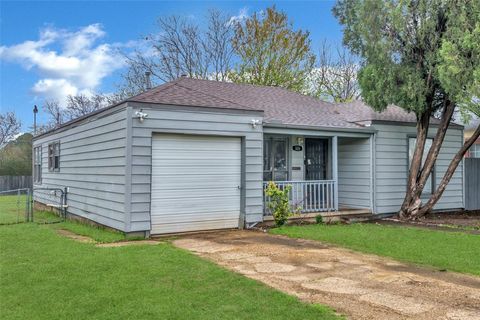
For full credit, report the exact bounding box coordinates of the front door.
[305,138,328,180]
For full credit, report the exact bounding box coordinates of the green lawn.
[0,194,29,224]
[0,222,341,320]
[271,223,480,276]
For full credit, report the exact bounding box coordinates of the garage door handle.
[237,185,242,189]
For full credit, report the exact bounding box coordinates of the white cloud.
[0,23,125,104]
[228,7,249,25]
[32,79,79,102]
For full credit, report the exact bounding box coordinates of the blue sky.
[0,1,342,130]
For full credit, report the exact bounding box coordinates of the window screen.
[48,142,60,172]
[33,146,42,183]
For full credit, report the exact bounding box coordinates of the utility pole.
[33,105,38,135]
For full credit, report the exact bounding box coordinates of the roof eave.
[263,122,377,134]
[371,119,464,129]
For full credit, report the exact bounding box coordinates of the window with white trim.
[33,146,42,184]
[408,137,434,194]
[48,142,60,172]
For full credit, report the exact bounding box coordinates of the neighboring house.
[32,78,465,236]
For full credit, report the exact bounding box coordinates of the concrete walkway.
[173,230,480,320]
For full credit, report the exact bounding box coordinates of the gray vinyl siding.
[32,107,128,231]
[128,103,264,232]
[338,137,372,209]
[373,123,464,214]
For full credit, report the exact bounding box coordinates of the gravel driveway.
[173,230,480,320]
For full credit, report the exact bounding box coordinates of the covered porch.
[262,130,374,217]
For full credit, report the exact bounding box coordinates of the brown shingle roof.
[129,77,430,129]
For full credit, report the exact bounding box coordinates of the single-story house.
[32,77,465,236]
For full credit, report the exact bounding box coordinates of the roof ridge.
[174,81,256,111]
[127,77,183,102]
[179,77,290,90]
[179,77,338,108]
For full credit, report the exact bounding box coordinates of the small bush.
[265,181,299,227]
[315,214,323,224]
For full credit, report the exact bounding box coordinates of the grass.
[0,194,29,224]
[0,222,341,320]
[0,193,123,242]
[271,223,480,276]
[50,220,127,243]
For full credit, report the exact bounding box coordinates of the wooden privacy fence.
[465,158,480,211]
[0,176,32,192]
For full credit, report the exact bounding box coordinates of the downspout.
[371,132,377,214]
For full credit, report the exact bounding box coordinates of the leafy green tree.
[0,133,32,176]
[333,0,480,219]
[231,6,315,92]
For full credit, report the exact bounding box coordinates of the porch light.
[297,137,304,145]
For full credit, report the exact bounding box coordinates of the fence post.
[63,187,68,221]
[25,188,30,222]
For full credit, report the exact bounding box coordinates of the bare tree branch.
[307,41,361,102]
[0,112,21,147]
[116,10,235,98]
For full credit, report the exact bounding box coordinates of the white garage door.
[151,134,242,234]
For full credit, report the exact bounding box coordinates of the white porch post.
[332,136,339,211]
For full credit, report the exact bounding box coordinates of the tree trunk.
[399,101,457,220]
[417,124,480,216]
[398,110,431,219]
[413,101,454,199]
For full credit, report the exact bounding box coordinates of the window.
[33,146,42,184]
[408,137,434,194]
[48,142,60,172]
[263,137,288,181]
[469,144,480,158]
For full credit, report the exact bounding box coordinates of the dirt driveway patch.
[173,230,480,320]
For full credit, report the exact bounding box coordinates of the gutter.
[264,122,378,134]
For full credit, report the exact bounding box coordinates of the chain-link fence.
[0,188,32,225]
[0,187,69,225]
[32,187,67,224]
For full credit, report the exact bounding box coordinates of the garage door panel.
[151,187,240,197]
[151,134,241,234]
[152,177,240,188]
[153,159,241,166]
[151,211,240,224]
[152,195,240,211]
[152,218,239,234]
[154,169,241,175]
[154,175,240,185]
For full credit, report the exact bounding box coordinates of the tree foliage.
[0,133,32,175]
[334,0,480,219]
[230,6,315,92]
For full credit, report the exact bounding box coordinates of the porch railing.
[263,180,337,215]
